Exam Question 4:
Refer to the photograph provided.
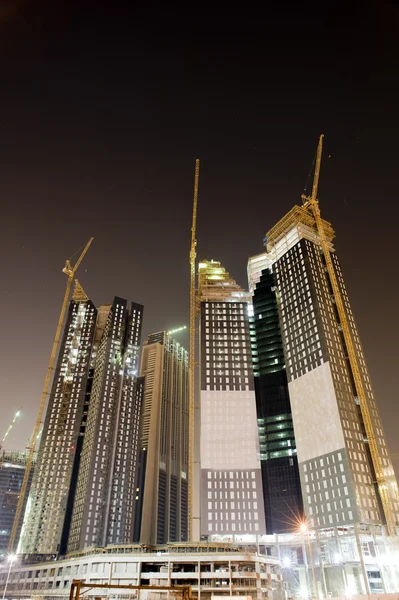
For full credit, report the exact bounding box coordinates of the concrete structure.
[67,298,144,552]
[135,331,189,545]
[248,204,399,532]
[19,294,98,555]
[211,527,399,597]
[0,451,35,556]
[2,535,398,599]
[0,543,282,600]
[198,260,265,537]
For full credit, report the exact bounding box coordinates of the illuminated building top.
[198,259,249,302]
[265,204,335,262]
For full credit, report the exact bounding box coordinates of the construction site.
[1,137,399,600]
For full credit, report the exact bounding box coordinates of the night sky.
[0,1,398,476]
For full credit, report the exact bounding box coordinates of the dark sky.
[0,1,398,475]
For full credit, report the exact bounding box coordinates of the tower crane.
[302,136,396,536]
[167,325,187,336]
[189,159,200,540]
[8,238,93,552]
[0,410,21,451]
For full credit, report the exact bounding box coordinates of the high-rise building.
[67,298,144,552]
[198,260,266,538]
[0,451,35,556]
[247,261,303,533]
[19,287,98,555]
[249,204,399,531]
[134,331,188,545]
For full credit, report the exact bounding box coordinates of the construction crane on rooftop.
[167,325,187,336]
[8,237,93,552]
[189,159,200,540]
[0,410,21,451]
[302,135,397,536]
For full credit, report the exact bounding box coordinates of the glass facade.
[0,451,34,556]
[251,269,303,533]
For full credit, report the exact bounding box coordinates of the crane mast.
[189,159,200,540]
[8,238,93,552]
[302,136,396,536]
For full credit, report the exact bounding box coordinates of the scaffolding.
[69,580,192,600]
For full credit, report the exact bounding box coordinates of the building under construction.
[0,450,35,556]
[18,289,98,556]
[0,542,282,600]
[197,259,266,538]
[18,289,144,557]
[248,180,399,534]
[134,331,189,545]
[4,139,399,599]
[67,298,144,553]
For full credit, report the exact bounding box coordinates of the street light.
[2,554,17,600]
[300,523,318,600]
[282,555,292,569]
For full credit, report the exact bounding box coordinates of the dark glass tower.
[0,451,35,556]
[251,269,303,533]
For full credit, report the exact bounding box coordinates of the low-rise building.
[0,543,281,600]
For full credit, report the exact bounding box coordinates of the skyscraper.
[247,260,303,533]
[249,204,399,531]
[67,298,143,552]
[0,451,35,556]
[19,286,97,555]
[134,331,188,545]
[198,260,266,537]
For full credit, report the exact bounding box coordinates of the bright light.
[167,326,187,335]
[333,552,342,564]
[299,586,309,599]
[345,584,357,597]
[7,553,17,563]
[282,555,291,568]
[300,522,308,533]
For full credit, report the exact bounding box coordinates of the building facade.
[0,544,281,600]
[19,288,98,555]
[67,298,144,552]
[134,331,189,545]
[207,528,399,596]
[0,451,35,556]
[249,204,399,531]
[198,260,266,537]
[248,266,303,533]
